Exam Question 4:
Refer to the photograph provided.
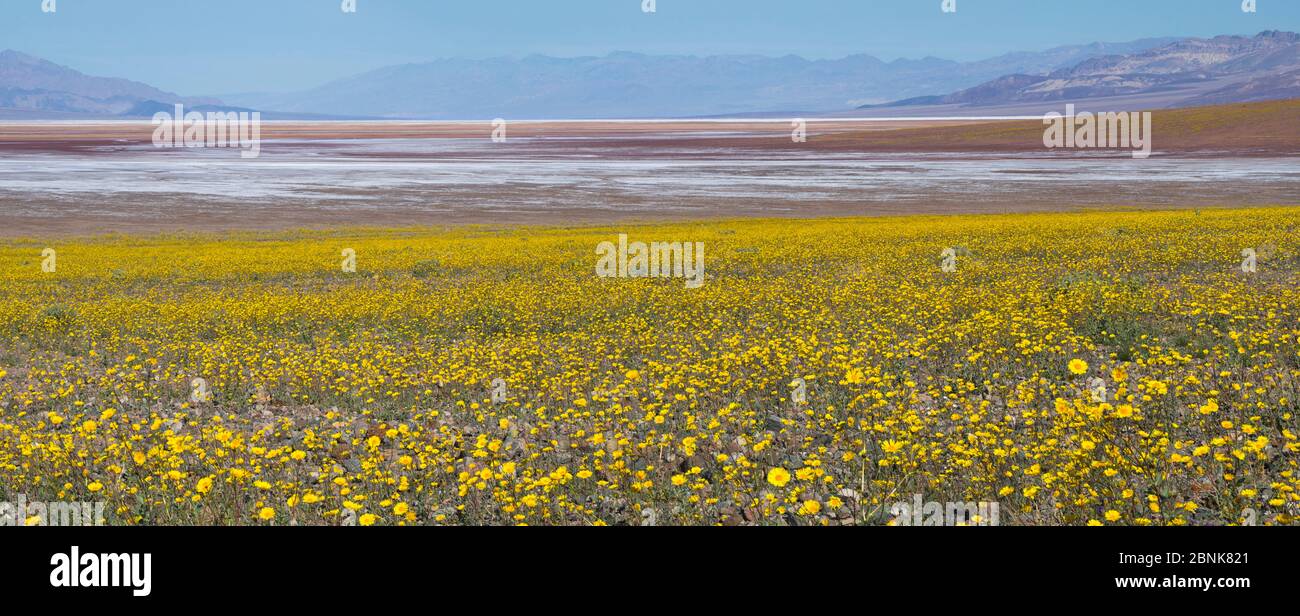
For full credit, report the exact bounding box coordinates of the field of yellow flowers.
[1,207,1298,526]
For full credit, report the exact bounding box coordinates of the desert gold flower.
[0,208,1295,527]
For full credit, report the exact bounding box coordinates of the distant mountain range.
[2,32,1298,120]
[867,31,1300,112]
[218,38,1179,119]
[0,49,218,117]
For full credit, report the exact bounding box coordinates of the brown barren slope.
[797,99,1300,154]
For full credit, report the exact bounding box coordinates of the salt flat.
[1,113,1296,237]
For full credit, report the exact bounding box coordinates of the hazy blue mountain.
[0,49,220,117]
[219,38,1180,119]
[869,31,1300,110]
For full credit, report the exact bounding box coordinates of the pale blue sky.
[3,0,1297,95]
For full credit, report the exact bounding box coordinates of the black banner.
[0,527,1285,606]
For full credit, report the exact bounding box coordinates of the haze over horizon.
[2,0,1297,96]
